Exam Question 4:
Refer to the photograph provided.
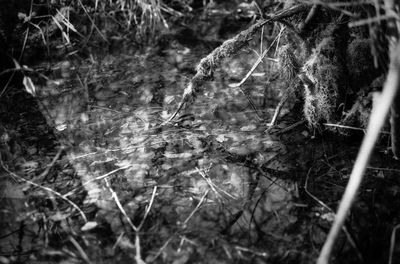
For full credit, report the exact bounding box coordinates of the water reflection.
[29,41,303,261]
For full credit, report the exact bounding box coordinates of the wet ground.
[1,16,400,264]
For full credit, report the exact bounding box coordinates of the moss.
[346,38,377,88]
[302,36,343,125]
[277,44,300,81]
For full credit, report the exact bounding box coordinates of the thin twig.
[69,236,92,264]
[77,0,108,43]
[298,0,359,17]
[324,123,390,135]
[196,167,235,199]
[237,86,263,121]
[349,13,398,27]
[137,186,158,230]
[323,123,366,133]
[182,190,209,226]
[235,246,268,257]
[304,168,363,262]
[0,66,49,80]
[275,120,306,134]
[112,232,126,251]
[81,165,132,188]
[299,4,318,31]
[149,189,209,262]
[149,237,173,262]
[63,165,132,197]
[0,153,87,222]
[266,88,291,132]
[36,146,65,182]
[104,178,138,232]
[229,26,284,89]
[18,0,33,62]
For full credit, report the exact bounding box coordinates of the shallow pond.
[1,30,400,264]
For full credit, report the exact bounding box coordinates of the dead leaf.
[23,76,36,96]
[81,221,98,231]
[240,124,257,131]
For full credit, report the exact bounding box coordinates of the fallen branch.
[162,4,308,124]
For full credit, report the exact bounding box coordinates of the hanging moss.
[277,44,300,81]
[302,35,343,125]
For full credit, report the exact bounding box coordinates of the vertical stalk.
[385,0,400,157]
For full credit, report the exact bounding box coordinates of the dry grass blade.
[137,186,158,230]
[104,178,138,232]
[182,190,209,226]
[63,165,132,197]
[77,0,108,42]
[298,0,360,17]
[69,236,92,264]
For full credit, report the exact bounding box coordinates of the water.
[0,36,331,263]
